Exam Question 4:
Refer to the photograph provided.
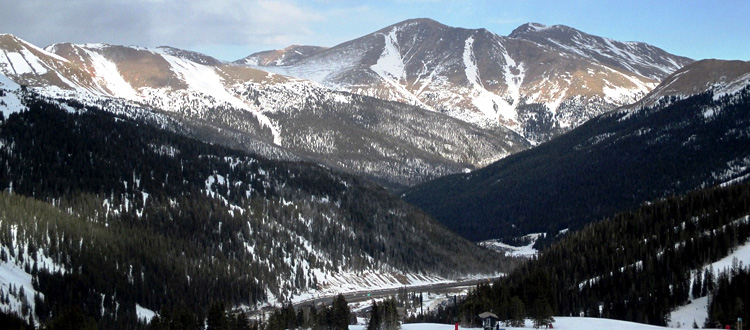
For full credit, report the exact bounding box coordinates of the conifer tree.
[367,301,381,330]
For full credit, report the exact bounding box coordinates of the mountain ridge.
[244,19,691,143]
[2,33,528,189]
[0,18,695,189]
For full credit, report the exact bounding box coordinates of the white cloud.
[0,0,341,58]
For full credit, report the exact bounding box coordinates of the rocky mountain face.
[0,33,528,189]
[247,19,692,143]
[403,59,750,242]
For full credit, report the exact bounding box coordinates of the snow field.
[350,317,687,330]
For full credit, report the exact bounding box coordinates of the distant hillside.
[0,90,515,327]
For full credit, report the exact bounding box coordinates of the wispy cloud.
[0,0,342,53]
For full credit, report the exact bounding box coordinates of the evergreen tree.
[691,270,703,299]
[331,294,350,330]
[367,301,381,330]
[207,302,227,330]
[531,298,553,329]
[507,297,525,327]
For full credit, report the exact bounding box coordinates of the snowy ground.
[351,316,720,330]
[479,233,543,258]
[668,239,750,328]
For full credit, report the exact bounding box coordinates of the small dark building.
[479,311,499,330]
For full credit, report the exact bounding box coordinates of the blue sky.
[1,0,748,62]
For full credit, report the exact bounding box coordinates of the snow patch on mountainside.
[0,73,25,118]
[500,50,525,120]
[371,28,430,107]
[158,51,248,110]
[4,49,49,75]
[714,71,750,99]
[82,48,140,99]
[0,222,69,325]
[462,35,521,126]
[372,28,406,84]
[479,233,542,258]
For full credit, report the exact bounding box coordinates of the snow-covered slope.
[245,19,688,144]
[670,239,750,328]
[0,73,25,118]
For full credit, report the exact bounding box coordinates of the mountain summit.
[245,19,693,143]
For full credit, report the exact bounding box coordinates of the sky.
[1,0,748,62]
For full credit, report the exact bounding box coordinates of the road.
[293,277,501,309]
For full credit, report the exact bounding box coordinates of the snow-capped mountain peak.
[241,19,690,143]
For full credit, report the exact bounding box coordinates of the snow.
[669,232,750,327]
[461,35,521,125]
[370,27,429,107]
[351,317,685,330]
[136,303,156,323]
[670,296,709,329]
[19,48,48,75]
[0,222,68,325]
[290,271,462,306]
[4,52,34,75]
[371,28,406,84]
[714,71,750,100]
[500,50,525,120]
[479,233,541,258]
[463,37,480,87]
[158,51,247,109]
[0,73,25,118]
[0,252,37,316]
[81,48,140,100]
